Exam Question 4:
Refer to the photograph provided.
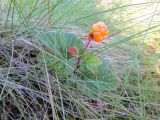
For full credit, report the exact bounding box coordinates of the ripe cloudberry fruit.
[91,22,109,42]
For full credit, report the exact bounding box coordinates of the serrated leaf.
[79,78,114,98]
[68,62,118,99]
[38,32,84,59]
[82,53,102,74]
[64,62,118,99]
[83,53,102,66]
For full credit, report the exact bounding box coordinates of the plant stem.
[73,36,92,73]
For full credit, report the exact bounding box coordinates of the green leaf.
[83,53,102,66]
[38,32,84,59]
[79,62,117,98]
[37,32,85,78]
[82,53,102,74]
[79,78,113,98]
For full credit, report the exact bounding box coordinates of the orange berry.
[99,28,106,33]
[93,32,101,38]
[97,22,105,27]
[92,26,99,32]
[91,22,109,42]
[94,36,104,42]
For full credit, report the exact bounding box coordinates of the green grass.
[0,0,160,119]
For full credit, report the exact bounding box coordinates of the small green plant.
[37,22,117,98]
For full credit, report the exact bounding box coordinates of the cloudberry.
[91,22,109,42]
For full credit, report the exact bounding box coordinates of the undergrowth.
[0,0,160,119]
